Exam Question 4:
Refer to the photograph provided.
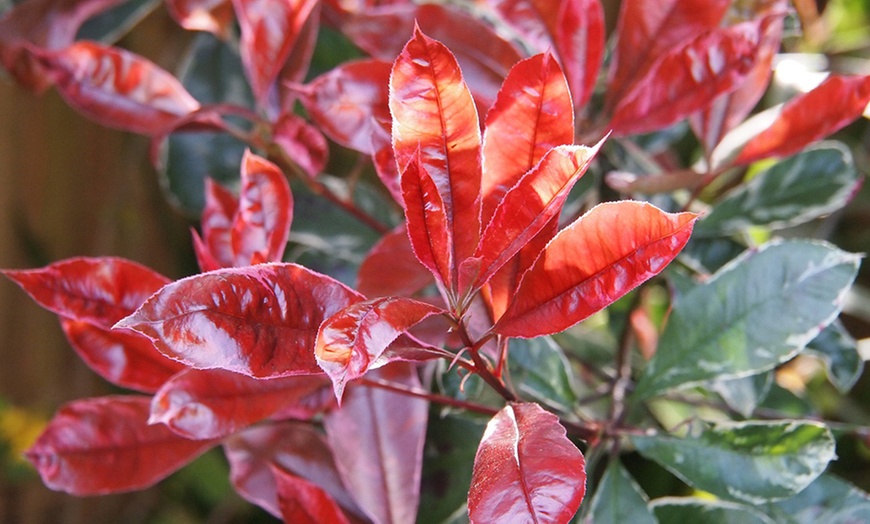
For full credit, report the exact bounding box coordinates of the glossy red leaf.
[164,0,234,37]
[273,112,328,178]
[116,263,364,378]
[324,363,428,524]
[274,465,353,524]
[494,202,698,338]
[736,74,870,165]
[391,27,482,291]
[61,318,185,394]
[224,421,363,519]
[608,20,766,137]
[489,0,604,111]
[469,144,601,292]
[33,42,200,135]
[195,177,239,271]
[481,53,575,224]
[150,369,330,440]
[606,0,730,106]
[276,1,320,113]
[316,297,445,401]
[2,257,170,326]
[26,396,215,495]
[468,402,586,523]
[232,0,318,108]
[356,225,433,298]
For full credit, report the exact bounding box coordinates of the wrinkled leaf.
[806,321,863,393]
[116,263,364,378]
[581,460,655,524]
[325,363,428,524]
[650,497,775,524]
[356,226,433,298]
[634,241,860,399]
[696,144,860,237]
[632,420,836,503]
[766,473,870,523]
[273,464,352,524]
[468,402,585,523]
[26,396,215,494]
[494,202,697,338]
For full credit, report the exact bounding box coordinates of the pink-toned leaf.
[391,27,482,290]
[224,421,363,519]
[481,53,575,224]
[316,297,445,401]
[608,20,767,137]
[232,0,319,108]
[116,263,364,378]
[469,143,601,292]
[356,225,433,298]
[325,362,428,524]
[736,74,870,165]
[150,368,330,440]
[489,0,604,111]
[26,396,215,495]
[606,0,730,107]
[61,318,185,394]
[2,257,170,326]
[276,1,321,112]
[273,112,328,178]
[400,156,453,291]
[196,176,239,270]
[468,402,586,523]
[164,0,234,37]
[274,465,353,524]
[494,202,698,338]
[297,59,393,154]
[33,42,200,135]
[230,150,293,266]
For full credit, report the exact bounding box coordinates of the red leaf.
[606,0,730,107]
[736,74,870,165]
[224,421,363,519]
[150,369,331,440]
[116,263,364,378]
[61,318,185,394]
[468,402,586,524]
[26,396,215,495]
[356,225,433,298]
[494,202,697,338]
[489,0,604,111]
[273,112,328,178]
[34,42,200,135]
[324,363,428,524]
[481,53,575,225]
[230,150,293,266]
[391,27,482,292]
[164,0,234,37]
[195,177,239,271]
[2,257,170,326]
[608,20,767,137]
[470,143,601,292]
[276,1,321,112]
[232,0,319,108]
[316,297,445,401]
[274,465,352,524]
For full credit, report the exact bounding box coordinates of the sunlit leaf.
[356,226,433,298]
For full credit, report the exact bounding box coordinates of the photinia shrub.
[2,0,869,522]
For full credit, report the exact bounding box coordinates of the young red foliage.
[164,0,234,37]
[273,465,353,524]
[356,226,433,298]
[272,112,329,178]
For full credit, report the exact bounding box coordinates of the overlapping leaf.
[494,202,697,338]
[468,402,586,523]
[116,263,364,378]
[272,112,328,179]
[356,226,433,298]
[766,473,870,523]
[273,465,352,524]
[26,396,216,494]
[582,460,655,524]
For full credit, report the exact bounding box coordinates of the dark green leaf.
[805,320,863,393]
[507,336,578,412]
[651,497,775,524]
[709,372,773,418]
[681,236,747,274]
[632,421,836,504]
[581,460,656,524]
[697,143,859,237]
[634,240,860,400]
[76,0,159,43]
[764,473,870,523]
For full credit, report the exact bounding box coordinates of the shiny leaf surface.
[494,202,697,338]
[116,263,364,378]
[356,225,433,298]
[468,402,586,524]
[194,177,238,271]
[274,465,352,524]
[25,396,215,495]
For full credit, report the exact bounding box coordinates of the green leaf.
[507,336,578,412]
[805,320,863,393]
[634,240,860,400]
[581,460,656,524]
[696,143,859,237]
[650,497,775,524]
[632,420,836,504]
[764,473,870,523]
[709,371,773,418]
[681,236,747,274]
[76,0,160,44]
